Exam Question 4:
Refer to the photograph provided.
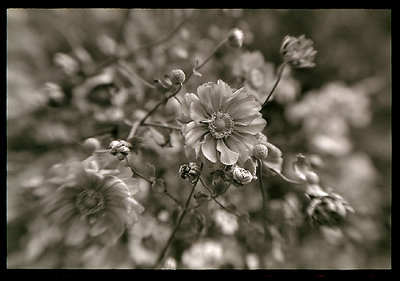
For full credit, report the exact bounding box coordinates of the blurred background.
[7,9,391,269]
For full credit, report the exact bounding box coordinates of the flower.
[42,155,144,246]
[212,209,239,235]
[181,239,224,268]
[280,34,317,68]
[177,80,267,166]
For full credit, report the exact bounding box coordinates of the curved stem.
[154,163,203,267]
[142,122,181,131]
[262,61,288,107]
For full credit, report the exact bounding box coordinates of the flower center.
[208,112,234,139]
[76,188,106,218]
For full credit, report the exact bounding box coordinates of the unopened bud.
[252,144,269,160]
[169,69,186,85]
[227,28,244,48]
[82,137,101,153]
[179,162,201,184]
[231,165,253,185]
[280,34,317,68]
[305,171,320,185]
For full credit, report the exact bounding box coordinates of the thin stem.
[142,122,181,131]
[261,61,288,107]
[164,190,182,207]
[117,62,156,89]
[258,160,269,241]
[155,163,203,267]
[184,37,228,83]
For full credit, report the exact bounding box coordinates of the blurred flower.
[245,253,260,269]
[42,156,144,246]
[212,209,239,235]
[232,51,300,104]
[82,137,101,153]
[280,34,317,68]
[162,257,177,270]
[307,188,355,226]
[179,162,201,184]
[227,28,244,48]
[177,80,266,166]
[43,82,65,105]
[181,239,224,268]
[127,214,171,267]
[53,52,79,76]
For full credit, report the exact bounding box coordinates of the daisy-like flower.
[177,80,267,166]
[42,155,144,246]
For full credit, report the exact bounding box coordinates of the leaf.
[193,191,210,205]
[126,136,145,154]
[151,178,165,193]
[262,142,283,175]
[210,170,230,197]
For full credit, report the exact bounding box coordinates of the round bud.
[252,144,269,160]
[117,145,130,155]
[82,137,101,153]
[169,69,186,85]
[227,28,244,48]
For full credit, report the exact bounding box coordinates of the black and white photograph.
[6,8,391,271]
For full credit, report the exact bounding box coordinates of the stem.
[116,9,131,44]
[142,122,181,131]
[258,160,269,241]
[117,62,156,89]
[155,163,203,267]
[184,37,228,83]
[261,61,288,107]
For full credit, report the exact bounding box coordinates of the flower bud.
[227,28,244,48]
[252,143,269,160]
[179,162,201,184]
[169,69,186,85]
[231,165,253,185]
[109,140,131,160]
[82,137,101,153]
[280,34,317,68]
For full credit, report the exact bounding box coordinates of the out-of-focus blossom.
[43,82,65,105]
[232,51,300,104]
[280,34,317,68]
[212,209,239,235]
[161,257,177,270]
[127,214,171,267]
[177,80,266,166]
[42,155,144,247]
[245,253,260,269]
[181,239,224,268]
[82,137,101,153]
[53,52,80,76]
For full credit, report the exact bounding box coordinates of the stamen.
[208,112,234,139]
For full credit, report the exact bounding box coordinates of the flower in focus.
[177,80,267,166]
[42,156,144,246]
[280,34,317,68]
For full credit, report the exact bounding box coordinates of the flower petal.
[190,101,210,122]
[65,217,88,246]
[216,139,239,165]
[224,134,253,164]
[201,134,218,163]
[235,115,266,134]
[184,121,208,147]
[196,82,216,114]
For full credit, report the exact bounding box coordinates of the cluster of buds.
[280,34,317,68]
[179,162,201,184]
[229,164,254,186]
[307,188,354,226]
[293,154,354,226]
[109,140,132,160]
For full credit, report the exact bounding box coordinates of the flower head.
[177,80,267,166]
[280,34,317,68]
[43,156,144,246]
[227,28,244,48]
